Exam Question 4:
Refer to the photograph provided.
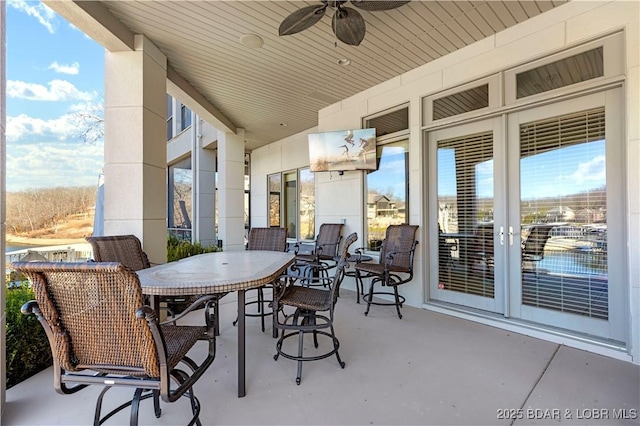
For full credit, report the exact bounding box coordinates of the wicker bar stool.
[233,227,287,337]
[293,223,344,281]
[273,232,358,384]
[13,261,217,426]
[355,224,419,319]
[87,234,222,334]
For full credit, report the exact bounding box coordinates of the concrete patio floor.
[4,288,639,426]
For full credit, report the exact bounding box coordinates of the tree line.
[6,186,97,234]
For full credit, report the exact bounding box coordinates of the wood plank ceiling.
[94,1,569,150]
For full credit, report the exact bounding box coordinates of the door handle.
[499,226,504,245]
[509,226,514,246]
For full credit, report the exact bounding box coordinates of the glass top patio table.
[137,250,295,397]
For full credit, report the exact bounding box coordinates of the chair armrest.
[159,294,222,326]
[136,306,169,368]
[21,300,40,315]
[273,266,335,299]
[383,249,412,262]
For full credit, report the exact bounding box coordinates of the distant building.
[546,206,575,222]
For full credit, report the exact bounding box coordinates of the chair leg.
[330,323,345,368]
[153,389,161,418]
[392,285,403,319]
[364,279,375,316]
[213,301,220,336]
[296,330,304,385]
[258,287,266,333]
[355,272,362,304]
[187,388,202,426]
[129,388,144,426]
[94,386,110,426]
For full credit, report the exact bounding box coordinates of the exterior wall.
[250,1,639,363]
[250,127,317,229]
[167,101,218,247]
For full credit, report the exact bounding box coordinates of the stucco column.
[104,35,167,263]
[192,120,217,247]
[217,131,245,251]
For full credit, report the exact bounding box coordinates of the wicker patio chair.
[294,223,344,280]
[355,224,419,319]
[273,232,358,385]
[13,261,216,426]
[87,235,221,333]
[233,227,288,337]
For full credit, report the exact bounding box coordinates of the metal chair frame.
[273,232,358,385]
[234,227,287,337]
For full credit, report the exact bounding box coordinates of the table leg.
[148,295,160,316]
[237,289,246,398]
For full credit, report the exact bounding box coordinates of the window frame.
[266,167,315,241]
[504,32,623,106]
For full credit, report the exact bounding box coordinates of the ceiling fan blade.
[278,4,327,36]
[332,6,366,46]
[350,0,411,12]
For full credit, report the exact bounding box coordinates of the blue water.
[538,251,607,278]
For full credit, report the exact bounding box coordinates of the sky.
[5,0,105,192]
[438,139,606,200]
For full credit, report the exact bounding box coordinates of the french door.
[428,118,506,314]
[428,89,626,342]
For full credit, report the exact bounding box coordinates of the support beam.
[217,131,246,252]
[103,35,167,263]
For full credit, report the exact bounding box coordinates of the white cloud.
[7,79,95,102]
[559,155,606,186]
[6,140,104,192]
[6,113,78,142]
[8,0,57,34]
[48,61,80,75]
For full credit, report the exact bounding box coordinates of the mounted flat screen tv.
[308,128,377,172]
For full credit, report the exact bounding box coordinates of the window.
[166,94,173,141]
[366,106,408,137]
[168,157,192,240]
[267,168,315,240]
[433,84,489,120]
[180,103,192,131]
[423,76,499,125]
[505,32,622,105]
[268,174,281,228]
[364,140,409,250]
[244,154,250,240]
[516,48,603,99]
[364,105,410,251]
[519,107,608,319]
[298,168,315,240]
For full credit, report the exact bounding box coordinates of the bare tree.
[71,99,104,144]
[6,187,96,234]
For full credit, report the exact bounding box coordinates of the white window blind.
[437,131,495,298]
[519,107,608,319]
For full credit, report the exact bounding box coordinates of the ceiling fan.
[278,0,412,46]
